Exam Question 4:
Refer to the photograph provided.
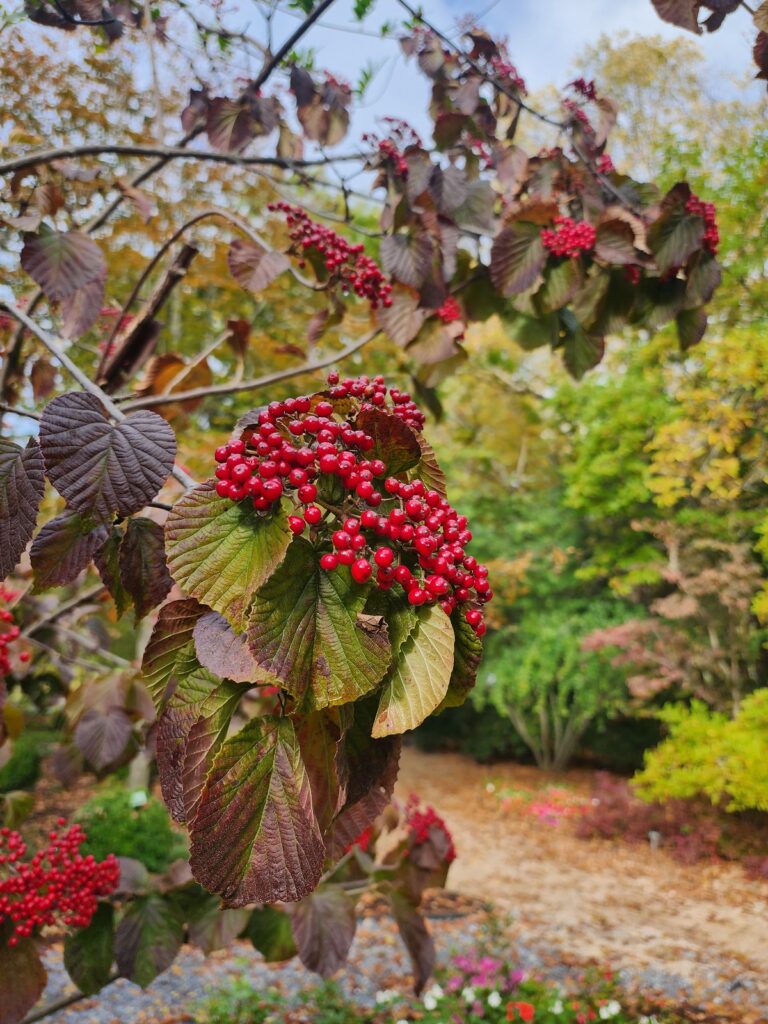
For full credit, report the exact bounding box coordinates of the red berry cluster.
[0,821,119,947]
[377,139,409,178]
[541,216,596,259]
[212,374,491,637]
[405,795,456,863]
[267,202,393,310]
[568,77,598,101]
[344,824,374,855]
[436,296,463,325]
[0,587,28,678]
[489,54,526,92]
[596,153,615,174]
[624,265,641,286]
[563,98,593,130]
[685,193,719,254]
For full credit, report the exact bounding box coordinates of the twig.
[142,0,165,144]
[21,584,106,639]
[0,303,197,491]
[0,145,367,177]
[252,0,339,91]
[119,328,380,411]
[0,403,40,421]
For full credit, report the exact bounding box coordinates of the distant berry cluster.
[436,296,463,325]
[685,193,719,254]
[405,796,456,863]
[541,216,597,259]
[0,822,119,947]
[213,374,491,635]
[268,202,393,309]
[568,77,598,101]
[0,587,28,677]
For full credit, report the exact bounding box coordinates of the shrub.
[480,604,630,770]
[579,716,665,775]
[632,691,768,812]
[74,788,187,872]
[195,980,370,1024]
[0,731,52,793]
[413,703,531,764]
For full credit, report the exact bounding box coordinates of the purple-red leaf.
[40,392,176,520]
[0,924,47,1024]
[190,716,325,905]
[114,893,184,988]
[676,306,708,350]
[119,516,173,621]
[650,0,701,32]
[594,218,638,265]
[94,528,132,618]
[376,286,426,348]
[193,610,262,683]
[227,239,290,294]
[380,234,434,289]
[0,438,45,581]
[295,710,347,835]
[20,227,106,300]
[206,98,255,152]
[290,886,357,978]
[356,407,422,477]
[141,598,205,709]
[74,707,133,772]
[30,510,109,591]
[490,221,547,296]
[61,270,107,339]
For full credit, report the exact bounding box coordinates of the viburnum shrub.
[0,821,118,947]
[211,373,491,634]
[541,217,598,259]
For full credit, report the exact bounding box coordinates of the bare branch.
[120,327,381,411]
[252,0,339,91]
[0,303,197,491]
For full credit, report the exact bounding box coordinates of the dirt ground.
[395,747,768,1015]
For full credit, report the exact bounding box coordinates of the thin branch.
[0,303,197,491]
[142,0,165,144]
[21,584,106,639]
[252,0,339,91]
[0,403,40,421]
[120,328,380,411]
[0,144,367,177]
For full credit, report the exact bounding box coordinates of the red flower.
[506,1001,535,1022]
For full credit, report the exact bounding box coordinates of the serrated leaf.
[193,610,263,683]
[63,902,114,996]
[20,226,106,300]
[119,516,173,622]
[206,98,255,152]
[166,483,291,631]
[30,510,109,591]
[372,605,454,737]
[380,234,433,288]
[650,0,701,32]
[115,893,184,988]
[414,436,447,499]
[181,680,242,826]
[594,218,637,265]
[452,178,495,234]
[61,270,106,339]
[436,610,484,711]
[685,250,721,307]
[243,905,297,962]
[490,222,546,296]
[676,306,708,350]
[141,598,204,709]
[376,285,426,347]
[647,198,705,274]
[183,895,249,955]
[535,258,582,314]
[0,923,47,1024]
[246,538,391,709]
[388,889,435,994]
[290,886,357,978]
[560,310,604,379]
[40,392,177,520]
[227,239,290,294]
[356,407,422,476]
[155,666,220,820]
[190,716,325,905]
[74,707,133,771]
[92,529,127,619]
[295,710,346,834]
[0,438,46,581]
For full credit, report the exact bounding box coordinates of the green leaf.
[165,482,291,631]
[559,310,605,379]
[115,893,184,988]
[647,188,705,274]
[535,258,583,314]
[181,680,242,826]
[356,407,422,476]
[63,902,115,996]
[39,392,177,521]
[246,538,391,709]
[243,905,297,962]
[372,605,455,738]
[183,893,249,955]
[30,510,109,591]
[290,886,357,978]
[190,717,325,905]
[490,221,546,296]
[685,250,721,307]
[119,516,173,622]
[0,438,45,581]
[141,598,205,709]
[0,922,47,1024]
[436,611,484,711]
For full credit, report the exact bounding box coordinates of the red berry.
[466,608,482,627]
[374,546,394,568]
[320,553,338,570]
[288,516,305,535]
[304,505,323,525]
[351,558,373,584]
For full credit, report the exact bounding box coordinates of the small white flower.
[396,1019,409,1024]
[487,991,502,1008]
[375,990,398,1005]
[551,1000,564,1014]
[486,782,496,793]
[423,994,438,1011]
[462,986,476,1003]
[425,983,443,1000]
[599,1000,622,1019]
